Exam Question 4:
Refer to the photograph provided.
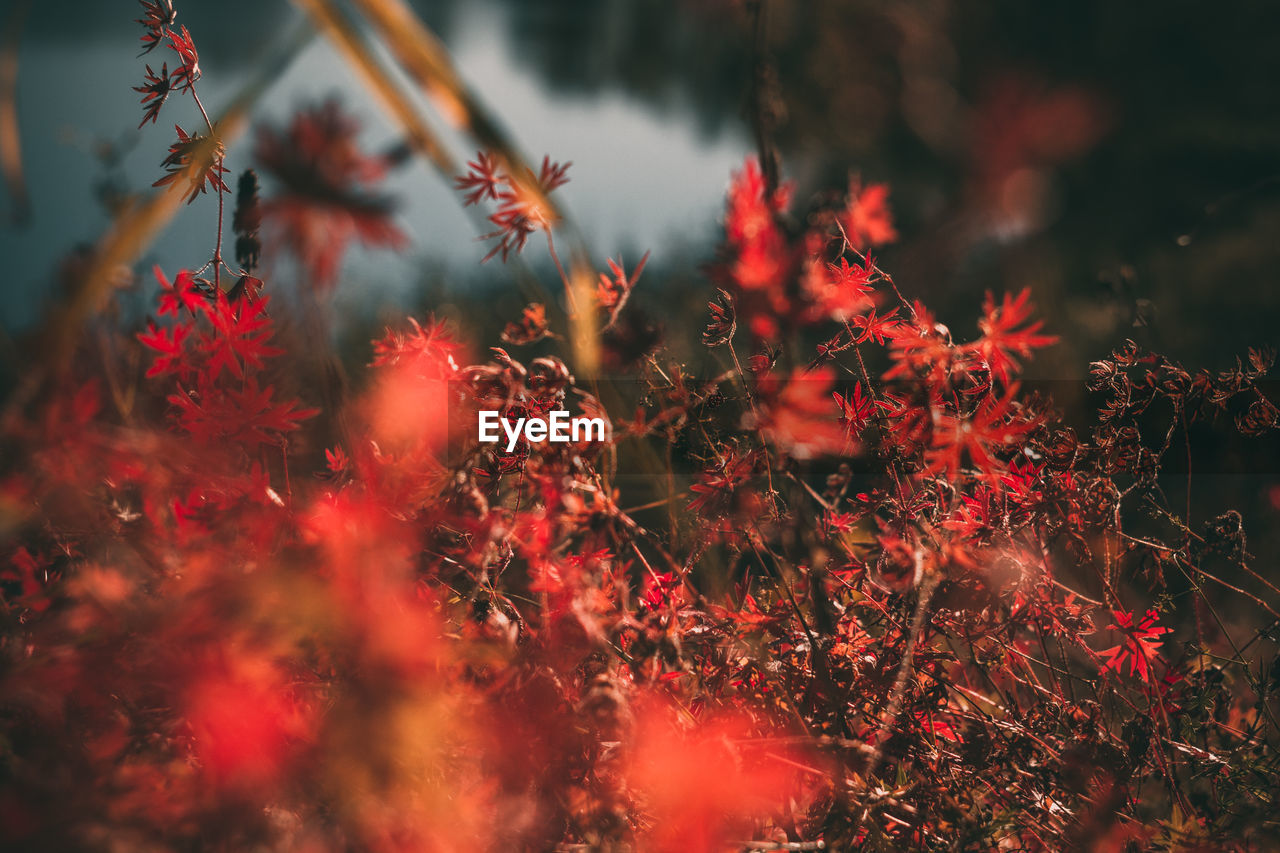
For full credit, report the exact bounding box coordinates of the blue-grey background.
[2,0,1278,371]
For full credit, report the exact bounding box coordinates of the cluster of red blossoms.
[1,2,1278,851]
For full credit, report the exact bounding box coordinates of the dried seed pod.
[233,169,262,272]
[1041,427,1079,469]
[528,356,573,395]
[1238,395,1279,435]
[702,288,736,347]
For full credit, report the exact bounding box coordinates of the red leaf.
[152,125,229,204]
[133,63,172,127]
[967,288,1058,385]
[166,25,200,90]
[841,179,898,250]
[834,382,876,434]
[1100,609,1170,683]
[255,101,406,287]
[138,320,192,378]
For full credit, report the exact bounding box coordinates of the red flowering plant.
[1,2,1278,851]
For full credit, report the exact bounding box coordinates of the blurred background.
[1,0,1277,528]
[3,0,1277,358]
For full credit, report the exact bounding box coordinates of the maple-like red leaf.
[841,179,898,250]
[200,292,283,380]
[479,207,537,263]
[968,288,1058,385]
[884,303,954,383]
[806,331,849,372]
[166,25,200,90]
[134,63,172,128]
[640,571,680,612]
[168,379,317,445]
[923,384,1035,480]
[804,255,875,321]
[533,155,571,194]
[759,366,849,459]
[370,316,458,375]
[454,151,504,206]
[999,456,1044,501]
[597,252,648,316]
[718,157,792,294]
[325,446,350,474]
[725,157,790,245]
[255,100,406,287]
[689,449,761,516]
[153,125,229,204]
[942,487,999,538]
[834,382,876,435]
[500,303,552,346]
[138,320,192,379]
[850,305,900,346]
[876,389,931,450]
[135,0,176,56]
[479,156,571,263]
[829,256,875,295]
[154,266,208,317]
[1100,609,1170,683]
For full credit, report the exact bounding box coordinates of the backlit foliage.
[1,3,1278,852]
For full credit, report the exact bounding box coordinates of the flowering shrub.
[1,3,1279,851]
